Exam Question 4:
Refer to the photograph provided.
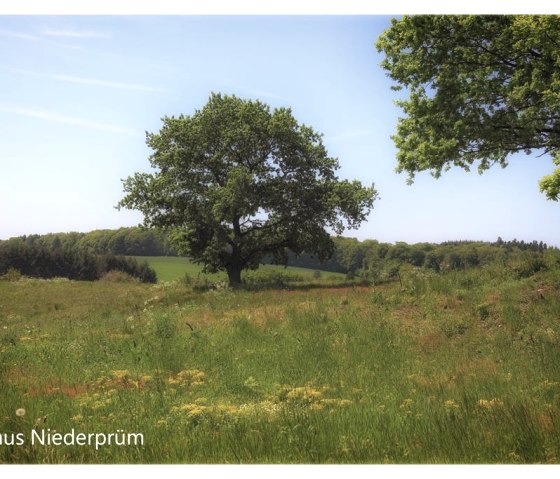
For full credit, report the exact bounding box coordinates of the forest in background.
[1,227,558,284]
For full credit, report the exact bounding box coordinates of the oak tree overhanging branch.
[376,15,560,200]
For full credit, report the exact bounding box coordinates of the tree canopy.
[118,93,377,286]
[376,15,560,200]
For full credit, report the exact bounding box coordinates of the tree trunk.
[226,265,242,288]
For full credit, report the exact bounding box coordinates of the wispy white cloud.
[39,27,111,39]
[0,104,139,136]
[0,29,37,40]
[9,68,166,93]
[52,74,166,92]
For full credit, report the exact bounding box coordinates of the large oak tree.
[376,15,560,200]
[118,93,377,286]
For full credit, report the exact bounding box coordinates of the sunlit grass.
[0,268,559,463]
[130,256,345,283]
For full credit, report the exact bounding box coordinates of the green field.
[1,265,559,464]
[131,256,345,283]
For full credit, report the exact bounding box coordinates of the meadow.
[0,261,559,463]
[130,256,346,283]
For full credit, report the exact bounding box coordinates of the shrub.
[0,241,157,283]
[510,254,547,279]
[476,303,491,321]
[1,267,22,281]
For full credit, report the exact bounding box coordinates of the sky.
[1,12,560,247]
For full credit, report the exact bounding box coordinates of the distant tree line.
[1,227,558,283]
[283,236,559,282]
[0,234,156,282]
[7,228,177,257]
[302,236,559,281]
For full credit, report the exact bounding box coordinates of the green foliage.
[117,93,377,285]
[510,251,547,279]
[0,228,176,259]
[0,240,156,283]
[376,15,560,199]
[476,303,491,321]
[77,227,176,256]
[1,267,22,282]
[3,229,557,287]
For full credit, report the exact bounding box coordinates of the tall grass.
[0,269,559,463]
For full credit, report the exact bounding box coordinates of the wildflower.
[15,408,25,417]
[400,398,414,409]
[444,400,460,410]
[71,415,83,423]
[244,376,259,389]
[111,370,130,380]
[477,398,503,409]
[34,415,47,427]
[177,403,207,417]
[169,369,206,387]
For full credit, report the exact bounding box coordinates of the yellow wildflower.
[400,398,414,409]
[477,398,504,409]
[111,370,130,379]
[444,400,460,410]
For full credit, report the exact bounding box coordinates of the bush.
[0,241,157,283]
[476,303,491,321]
[1,267,22,281]
[510,254,547,279]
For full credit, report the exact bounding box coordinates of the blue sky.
[1,15,559,246]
